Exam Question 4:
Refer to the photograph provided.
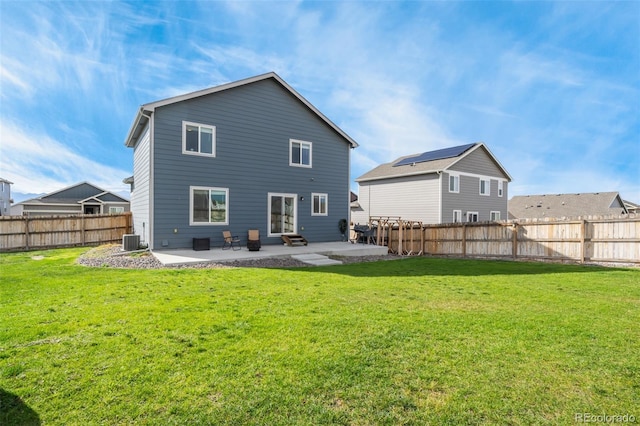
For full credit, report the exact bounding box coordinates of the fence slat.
[0,213,133,252]
[368,214,639,264]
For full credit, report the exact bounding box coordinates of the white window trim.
[182,121,216,157]
[289,139,312,168]
[453,209,462,223]
[268,192,297,237]
[109,206,125,214]
[466,211,479,222]
[490,211,501,221]
[479,178,490,196]
[498,180,504,197]
[311,193,328,216]
[189,186,229,226]
[448,173,460,193]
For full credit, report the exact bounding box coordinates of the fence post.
[580,219,586,264]
[462,223,467,257]
[512,222,518,260]
[422,226,427,255]
[24,216,30,251]
[81,215,86,246]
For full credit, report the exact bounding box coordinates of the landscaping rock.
[77,245,399,269]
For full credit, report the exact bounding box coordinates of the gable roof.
[356,142,512,183]
[623,199,639,213]
[124,72,358,149]
[508,192,628,219]
[15,182,129,206]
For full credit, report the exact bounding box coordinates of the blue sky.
[1,0,639,203]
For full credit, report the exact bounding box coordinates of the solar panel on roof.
[393,143,476,167]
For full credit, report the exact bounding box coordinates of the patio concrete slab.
[152,241,387,266]
[291,253,343,266]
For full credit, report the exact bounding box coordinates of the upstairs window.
[312,193,328,216]
[449,174,460,193]
[498,180,504,197]
[290,139,312,167]
[479,178,490,196]
[183,121,215,156]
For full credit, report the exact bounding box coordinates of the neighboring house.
[353,143,512,224]
[10,182,130,216]
[623,199,639,214]
[508,192,629,219]
[123,72,358,250]
[0,178,13,216]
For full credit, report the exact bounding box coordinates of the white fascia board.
[355,169,441,183]
[128,72,359,149]
[446,142,513,182]
[124,108,150,148]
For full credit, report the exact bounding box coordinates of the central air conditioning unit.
[122,234,140,252]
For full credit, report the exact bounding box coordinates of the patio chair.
[247,229,261,251]
[353,225,375,244]
[222,230,241,251]
[349,224,358,244]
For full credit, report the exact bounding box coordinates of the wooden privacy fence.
[0,213,133,252]
[368,215,640,264]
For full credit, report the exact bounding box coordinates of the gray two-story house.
[0,178,13,216]
[124,72,358,250]
[353,143,512,224]
[10,182,130,216]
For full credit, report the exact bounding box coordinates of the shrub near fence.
[369,215,640,264]
[0,213,133,252]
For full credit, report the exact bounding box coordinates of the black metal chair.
[222,230,241,250]
[353,225,375,244]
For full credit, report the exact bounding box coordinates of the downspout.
[437,171,442,223]
[348,145,353,232]
[367,184,371,223]
[141,109,154,250]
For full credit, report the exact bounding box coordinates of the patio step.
[291,253,342,266]
[281,234,308,246]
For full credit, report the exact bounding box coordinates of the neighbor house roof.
[356,142,512,183]
[15,182,129,207]
[508,192,628,219]
[124,72,358,149]
[623,199,639,213]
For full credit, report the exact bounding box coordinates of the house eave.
[356,169,441,183]
[124,108,151,148]
[446,142,513,182]
[125,72,358,149]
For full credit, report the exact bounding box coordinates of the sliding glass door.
[269,193,296,236]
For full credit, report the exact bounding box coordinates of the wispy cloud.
[0,119,130,197]
[0,0,637,205]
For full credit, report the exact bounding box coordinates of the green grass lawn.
[1,248,639,425]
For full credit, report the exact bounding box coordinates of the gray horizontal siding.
[449,146,509,179]
[442,146,508,222]
[151,78,351,249]
[130,127,151,244]
[441,173,508,222]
